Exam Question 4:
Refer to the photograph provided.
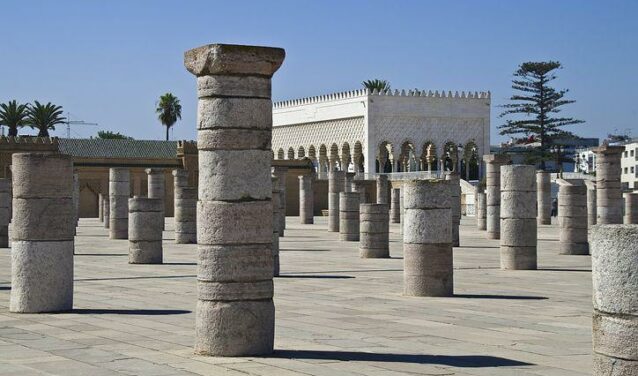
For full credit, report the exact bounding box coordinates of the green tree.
[155,93,182,141]
[498,61,583,170]
[0,100,29,137]
[97,130,133,140]
[26,101,66,137]
[362,79,391,93]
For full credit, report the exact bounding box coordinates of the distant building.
[574,138,638,190]
[492,137,599,172]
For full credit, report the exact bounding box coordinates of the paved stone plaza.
[0,217,592,375]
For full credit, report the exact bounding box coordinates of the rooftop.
[57,138,179,159]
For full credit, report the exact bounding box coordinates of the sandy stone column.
[403,179,453,297]
[273,166,287,236]
[476,191,486,230]
[557,179,588,255]
[328,170,345,232]
[390,188,400,224]
[146,168,165,229]
[624,192,638,224]
[484,154,510,239]
[339,192,360,241]
[172,169,196,243]
[360,203,389,258]
[298,175,313,224]
[98,193,104,222]
[594,145,624,224]
[185,43,284,356]
[109,168,130,239]
[10,153,74,313]
[536,171,551,225]
[445,172,461,247]
[0,178,11,247]
[591,225,638,374]
[351,180,367,204]
[103,196,110,229]
[72,172,79,229]
[128,197,163,264]
[271,176,280,277]
[345,172,355,193]
[585,181,597,226]
[376,175,389,204]
[500,165,537,270]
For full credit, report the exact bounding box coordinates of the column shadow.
[0,286,10,290]
[277,275,354,279]
[70,309,191,315]
[75,253,127,257]
[453,294,547,300]
[538,268,591,272]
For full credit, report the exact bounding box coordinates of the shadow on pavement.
[70,309,191,315]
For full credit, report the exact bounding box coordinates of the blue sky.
[1,0,636,143]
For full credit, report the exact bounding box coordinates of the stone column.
[585,181,597,226]
[484,154,510,239]
[376,174,388,204]
[109,168,130,239]
[344,172,355,193]
[624,192,638,224]
[591,225,638,375]
[146,168,165,230]
[536,171,551,225]
[273,166,287,236]
[445,172,461,247]
[175,187,197,244]
[73,172,79,229]
[403,179,453,296]
[500,165,537,270]
[10,153,74,313]
[185,43,284,356]
[390,188,400,224]
[0,178,10,248]
[594,145,624,224]
[351,180,367,204]
[98,193,104,222]
[103,196,110,229]
[298,175,313,224]
[339,192,360,241]
[476,191,486,230]
[557,179,588,255]
[328,170,345,232]
[128,197,163,264]
[271,176,280,277]
[360,203,389,258]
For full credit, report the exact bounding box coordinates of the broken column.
[624,192,638,224]
[376,174,388,204]
[390,188,400,224]
[557,179,588,255]
[146,168,165,230]
[328,170,345,232]
[536,170,551,225]
[128,197,163,264]
[345,172,355,192]
[339,191,360,241]
[476,191,486,230]
[273,166,287,236]
[445,172,461,247]
[351,179,367,204]
[185,43,284,356]
[298,175,313,224]
[359,203,389,258]
[98,193,104,222]
[585,180,597,226]
[403,179,453,297]
[172,169,196,243]
[500,165,537,270]
[272,176,280,277]
[0,178,10,248]
[591,225,638,375]
[10,153,74,312]
[484,154,510,239]
[109,167,130,239]
[103,196,109,229]
[594,145,624,224]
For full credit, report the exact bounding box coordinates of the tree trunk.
[38,128,49,137]
[166,125,169,141]
[8,126,18,137]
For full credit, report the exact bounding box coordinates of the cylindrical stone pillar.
[298,175,313,224]
[351,180,367,204]
[146,168,165,230]
[185,43,284,356]
[476,191,486,230]
[359,203,389,258]
[403,180,453,297]
[72,172,79,229]
[10,153,74,312]
[328,170,345,232]
[484,154,510,239]
[273,166,287,236]
[376,175,388,204]
[445,172,461,247]
[586,182,597,227]
[175,187,197,244]
[109,168,130,239]
[594,145,624,224]
[272,176,280,277]
[98,193,104,222]
[591,225,638,375]
[103,196,110,229]
[339,192,360,241]
[500,165,537,270]
[0,179,11,248]
[128,197,163,264]
[624,192,638,224]
[345,172,355,193]
[536,171,551,225]
[390,188,400,224]
[557,180,588,255]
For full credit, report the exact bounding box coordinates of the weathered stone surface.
[272,176,280,277]
[359,204,389,258]
[184,43,285,77]
[557,180,589,255]
[594,145,624,224]
[199,150,272,201]
[0,179,11,248]
[298,175,314,224]
[103,196,109,229]
[197,98,272,130]
[197,75,272,98]
[592,352,638,376]
[476,191,486,230]
[376,175,389,204]
[197,201,272,245]
[586,182,597,226]
[109,168,129,240]
[390,188,400,223]
[536,171,551,225]
[128,197,163,264]
[272,166,287,236]
[445,172,461,247]
[339,192,360,241]
[484,154,510,240]
[328,171,345,232]
[624,192,638,224]
[10,198,74,241]
[198,244,273,282]
[98,193,104,222]
[11,153,73,198]
[404,243,453,297]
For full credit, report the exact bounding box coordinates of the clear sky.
[1,0,636,144]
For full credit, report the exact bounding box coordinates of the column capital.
[184,44,285,77]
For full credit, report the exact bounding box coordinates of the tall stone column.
[557,179,588,255]
[10,153,74,312]
[298,175,313,224]
[273,166,287,236]
[360,203,389,258]
[109,168,130,239]
[476,191,486,230]
[585,181,597,227]
[98,193,104,222]
[591,225,638,374]
[390,188,400,224]
[173,169,196,243]
[624,192,638,224]
[328,170,345,232]
[146,168,165,230]
[344,172,355,193]
[445,172,461,247]
[403,179,453,297]
[376,174,388,204]
[339,192,360,241]
[484,154,510,239]
[72,172,79,229]
[594,145,624,224]
[103,196,110,229]
[185,43,284,356]
[271,176,280,277]
[352,180,367,204]
[500,165,537,270]
[0,178,11,248]
[536,171,551,225]
[129,197,163,264]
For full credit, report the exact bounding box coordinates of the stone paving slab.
[0,217,592,375]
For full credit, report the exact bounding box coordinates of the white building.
[621,141,638,189]
[575,148,597,174]
[272,88,490,180]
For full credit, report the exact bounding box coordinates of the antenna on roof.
[64,112,98,138]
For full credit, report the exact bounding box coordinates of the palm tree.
[155,93,182,141]
[0,100,29,137]
[362,79,391,93]
[26,101,66,137]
